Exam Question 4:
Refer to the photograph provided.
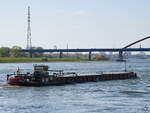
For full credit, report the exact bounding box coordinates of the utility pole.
[26,6,32,49]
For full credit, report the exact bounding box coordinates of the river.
[0,59,150,113]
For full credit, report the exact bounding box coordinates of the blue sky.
[0,0,150,49]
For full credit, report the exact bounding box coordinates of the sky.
[0,0,150,49]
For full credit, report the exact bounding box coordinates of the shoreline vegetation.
[0,46,112,63]
[0,55,111,63]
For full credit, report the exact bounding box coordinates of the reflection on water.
[0,59,150,113]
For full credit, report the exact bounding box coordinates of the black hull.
[7,72,137,86]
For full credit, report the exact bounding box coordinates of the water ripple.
[0,60,150,113]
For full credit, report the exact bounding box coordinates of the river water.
[0,59,150,113]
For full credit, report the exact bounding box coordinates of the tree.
[32,46,43,57]
[10,46,24,57]
[92,55,110,61]
[0,47,10,57]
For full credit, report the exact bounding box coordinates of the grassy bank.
[0,55,111,63]
[0,57,90,63]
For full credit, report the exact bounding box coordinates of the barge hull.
[7,72,137,86]
[53,72,137,84]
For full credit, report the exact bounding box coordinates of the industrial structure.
[26,6,32,50]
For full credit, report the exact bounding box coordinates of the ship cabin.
[33,65,49,77]
[33,65,64,77]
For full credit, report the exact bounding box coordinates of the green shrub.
[92,55,110,61]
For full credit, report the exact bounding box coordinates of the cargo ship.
[7,65,137,86]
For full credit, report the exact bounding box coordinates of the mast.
[26,6,32,49]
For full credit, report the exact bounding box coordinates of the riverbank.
[0,57,111,63]
[0,57,88,63]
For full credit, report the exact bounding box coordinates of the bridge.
[21,48,150,60]
[22,7,150,60]
[21,36,150,60]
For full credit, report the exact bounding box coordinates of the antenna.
[27,6,32,49]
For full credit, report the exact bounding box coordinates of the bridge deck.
[21,48,150,53]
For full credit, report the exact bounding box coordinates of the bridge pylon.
[89,51,92,61]
[59,52,63,58]
[119,51,123,61]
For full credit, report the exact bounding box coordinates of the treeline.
[0,46,110,61]
[0,46,23,57]
[0,46,88,58]
[0,46,44,57]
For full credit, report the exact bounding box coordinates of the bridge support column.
[29,49,33,58]
[59,52,63,58]
[119,51,123,61]
[30,52,33,58]
[89,51,92,61]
